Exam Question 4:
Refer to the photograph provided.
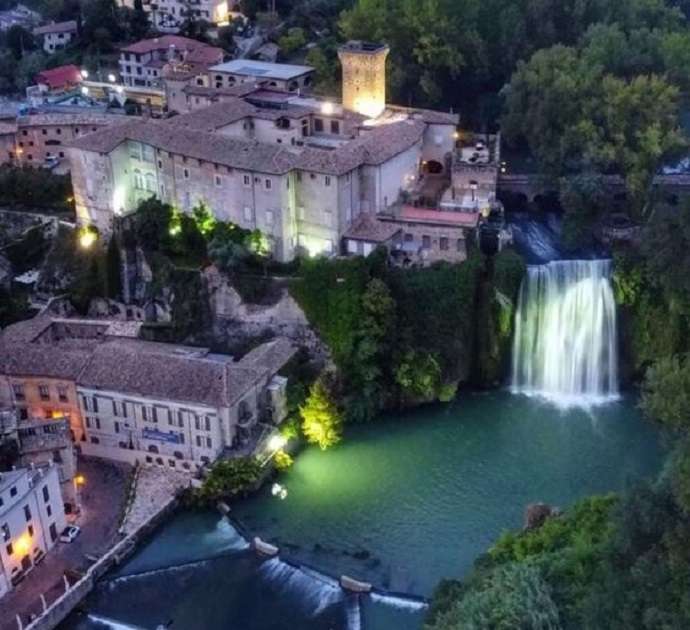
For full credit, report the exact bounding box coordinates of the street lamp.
[108,73,116,83]
[260,434,288,466]
[81,86,89,96]
[80,69,89,79]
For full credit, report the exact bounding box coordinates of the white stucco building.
[68,41,492,263]
[0,465,67,599]
[33,20,77,53]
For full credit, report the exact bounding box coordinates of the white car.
[59,525,81,543]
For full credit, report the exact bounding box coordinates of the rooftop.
[209,59,314,80]
[394,206,481,228]
[0,469,25,494]
[343,213,402,243]
[120,35,219,56]
[338,41,390,55]
[33,20,77,35]
[35,64,82,90]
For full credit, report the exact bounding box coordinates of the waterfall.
[511,259,619,407]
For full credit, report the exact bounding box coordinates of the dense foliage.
[193,457,263,505]
[291,248,524,421]
[299,376,343,450]
[0,166,73,212]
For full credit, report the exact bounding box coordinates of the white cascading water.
[511,259,619,407]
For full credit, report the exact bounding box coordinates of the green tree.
[15,51,47,92]
[428,564,561,630]
[395,350,441,401]
[300,376,343,450]
[640,354,690,429]
[278,27,306,57]
[196,457,262,504]
[348,278,396,421]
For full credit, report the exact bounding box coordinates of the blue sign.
[142,428,181,444]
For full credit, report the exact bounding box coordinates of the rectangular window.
[422,235,431,249]
[265,178,272,190]
[457,238,464,252]
[183,168,190,179]
[47,505,52,517]
[112,400,119,417]
[243,174,251,187]
[142,407,147,422]
[177,410,184,427]
[168,409,174,425]
[214,174,222,187]
[440,237,449,251]
[38,384,50,400]
[243,206,252,222]
[90,436,100,444]
[196,435,202,447]
[6,543,12,555]
[92,397,99,413]
[330,120,340,134]
[49,523,57,542]
[121,401,128,418]
[95,417,101,430]
[24,505,31,522]
[12,384,24,400]
[28,525,34,537]
[152,407,158,423]
[2,523,9,541]
[57,385,68,402]
[204,416,211,431]
[324,175,331,187]
[114,421,120,434]
[206,436,212,448]
[314,118,324,132]
[85,417,91,429]
[194,416,200,431]
[42,486,49,503]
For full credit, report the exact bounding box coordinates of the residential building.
[123,0,232,33]
[33,20,77,53]
[34,65,82,94]
[118,36,224,88]
[207,59,315,93]
[0,112,122,166]
[68,41,497,264]
[0,314,296,471]
[0,465,67,598]
[0,411,78,513]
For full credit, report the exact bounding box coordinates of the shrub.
[300,376,343,450]
[273,449,293,470]
[195,457,262,504]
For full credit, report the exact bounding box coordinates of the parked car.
[59,525,81,543]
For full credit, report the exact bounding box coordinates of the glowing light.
[271,483,287,500]
[81,86,89,96]
[15,533,31,555]
[353,97,384,119]
[214,0,228,24]
[320,101,334,116]
[80,69,89,79]
[51,411,64,419]
[75,474,85,486]
[116,85,124,94]
[267,434,287,452]
[108,73,116,83]
[78,227,97,249]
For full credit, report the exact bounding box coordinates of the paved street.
[0,458,131,630]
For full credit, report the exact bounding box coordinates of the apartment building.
[33,20,77,53]
[0,314,295,471]
[0,465,67,598]
[118,35,224,88]
[1,411,78,512]
[0,112,123,167]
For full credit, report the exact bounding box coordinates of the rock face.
[523,502,560,531]
[204,265,327,360]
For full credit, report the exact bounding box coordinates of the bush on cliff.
[194,457,263,505]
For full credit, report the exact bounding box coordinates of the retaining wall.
[24,498,179,630]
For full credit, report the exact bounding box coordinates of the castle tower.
[338,41,390,119]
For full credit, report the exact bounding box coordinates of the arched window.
[147,444,159,454]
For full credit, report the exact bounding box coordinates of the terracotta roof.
[181,83,262,98]
[120,35,216,55]
[343,213,401,242]
[1,341,92,380]
[172,98,257,131]
[238,338,296,373]
[68,115,426,176]
[34,65,81,90]
[33,20,76,35]
[397,206,480,228]
[78,340,264,408]
[17,112,121,127]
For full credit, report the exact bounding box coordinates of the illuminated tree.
[300,377,343,450]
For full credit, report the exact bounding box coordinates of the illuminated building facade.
[0,465,67,599]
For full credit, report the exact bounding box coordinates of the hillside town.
[1,0,690,629]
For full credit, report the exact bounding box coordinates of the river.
[62,392,664,630]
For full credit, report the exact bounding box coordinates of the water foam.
[511,259,619,408]
[369,592,428,612]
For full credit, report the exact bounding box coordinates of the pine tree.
[300,377,343,450]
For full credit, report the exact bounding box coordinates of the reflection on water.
[61,392,662,630]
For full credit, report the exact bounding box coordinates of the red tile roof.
[399,206,480,228]
[34,64,82,90]
[120,35,220,58]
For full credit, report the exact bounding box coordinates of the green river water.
[63,391,664,630]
